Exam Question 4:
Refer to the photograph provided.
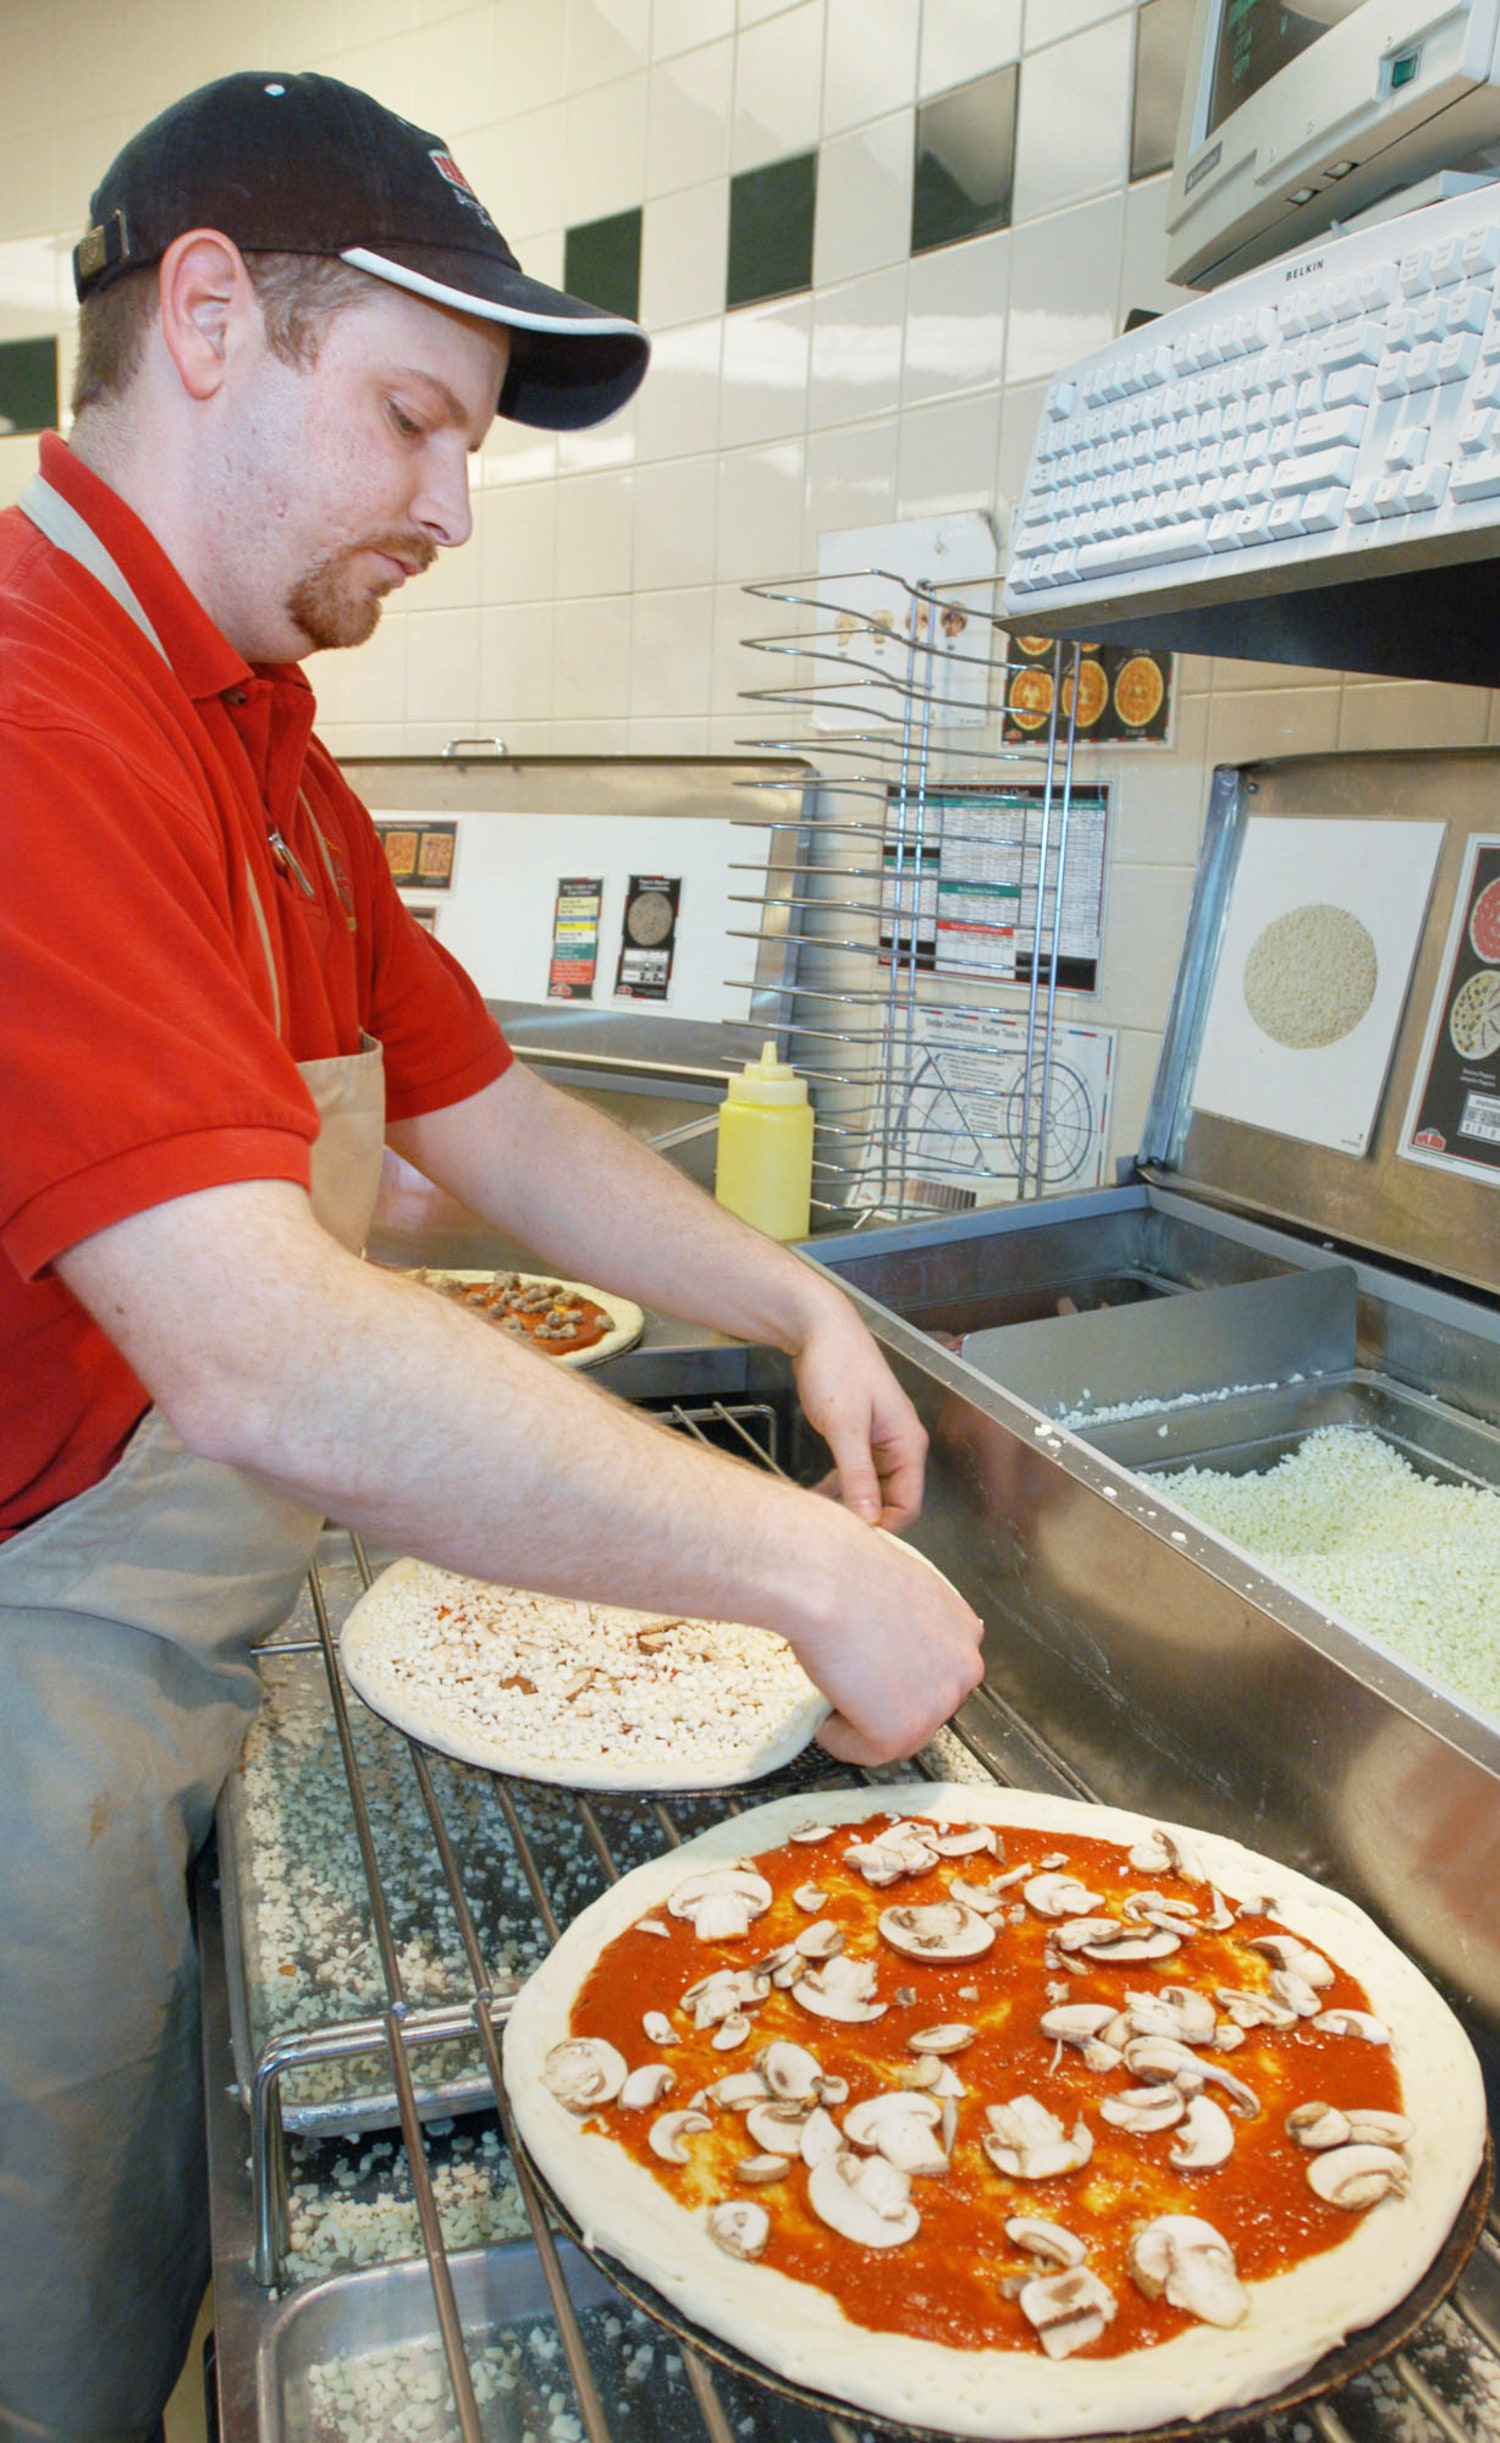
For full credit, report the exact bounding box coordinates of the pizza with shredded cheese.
[504,1784,1486,2437]
[340,1560,831,1789]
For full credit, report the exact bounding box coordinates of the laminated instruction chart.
[880,784,1109,995]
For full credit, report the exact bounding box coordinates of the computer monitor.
[1167,0,1500,289]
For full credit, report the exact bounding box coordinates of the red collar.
[36,433,313,711]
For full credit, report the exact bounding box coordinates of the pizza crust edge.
[502,1782,1486,2440]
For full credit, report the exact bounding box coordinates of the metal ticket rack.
[730,574,1093,1224]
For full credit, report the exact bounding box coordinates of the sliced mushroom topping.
[807,2149,922,2247]
[649,2108,712,2164]
[1269,1967,1324,2019]
[683,1966,769,2016]
[844,2091,949,2176]
[931,2061,968,2100]
[1122,2035,1204,2091]
[1345,2108,1413,2148]
[1128,1827,1208,1884]
[1122,1986,1218,2045]
[711,2070,771,2112]
[929,1823,1002,1860]
[1006,2216,1087,2269]
[750,1942,801,1982]
[1072,1922,1182,1963]
[707,2200,770,2259]
[1121,1891,1200,1931]
[1215,1985,1298,2032]
[542,2038,628,2115]
[844,1821,941,1884]
[711,2012,752,2052]
[1169,2096,1236,2171]
[799,2106,844,2168]
[1195,2058,1261,2118]
[1128,2217,1248,2327]
[1100,2084,1187,2136]
[982,2096,1094,2180]
[794,1919,845,1962]
[817,2074,850,2107]
[1025,1872,1106,1919]
[636,1918,671,1938]
[642,2009,680,2048]
[755,2039,824,2101]
[898,2055,945,2093]
[668,1867,773,1941]
[1050,1916,1125,1956]
[619,2063,677,2111]
[793,1951,888,2024]
[745,2100,811,2155]
[734,2154,792,2186]
[878,1899,996,1962]
[1203,1889,1236,1933]
[1306,2144,1410,2209]
[789,1821,837,1844]
[1018,2267,1118,2361]
[1038,2003,1124,2072]
[1312,2009,1391,2044]
[1285,2101,1351,2151]
[908,2023,977,2055]
[1249,1934,1334,1989]
[792,1884,828,1914]
[950,1872,1024,1914]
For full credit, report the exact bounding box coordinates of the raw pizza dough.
[340,1559,831,1789]
[504,1784,1486,2439]
[408,1270,644,1368]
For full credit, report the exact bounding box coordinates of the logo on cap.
[429,149,493,227]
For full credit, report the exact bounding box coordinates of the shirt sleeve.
[0,717,319,1279]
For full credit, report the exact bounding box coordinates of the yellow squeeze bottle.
[714,1041,814,1241]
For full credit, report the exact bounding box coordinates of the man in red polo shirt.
[0,73,984,2442]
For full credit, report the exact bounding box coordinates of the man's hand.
[792,1518,986,1765]
[788,1293,928,1530]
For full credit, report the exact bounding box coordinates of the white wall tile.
[555,466,635,597]
[459,107,566,242]
[1094,864,1196,1030]
[1013,14,1131,225]
[646,39,733,196]
[903,228,1008,407]
[1006,194,1123,385]
[1337,680,1490,752]
[568,0,651,90]
[630,583,716,715]
[813,112,913,288]
[731,1,824,173]
[720,291,812,446]
[895,391,1001,519]
[627,713,712,750]
[553,594,633,717]
[918,0,1022,99]
[641,180,729,327]
[1024,0,1132,45]
[479,601,555,722]
[633,452,720,589]
[1107,1025,1164,1170]
[564,71,648,222]
[478,480,559,606]
[822,0,920,137]
[810,264,906,428]
[416,518,483,612]
[1210,656,1341,691]
[559,403,639,476]
[712,576,784,727]
[1106,695,1212,866]
[488,0,568,116]
[405,604,481,729]
[549,715,632,750]
[717,439,806,581]
[633,317,724,457]
[309,603,408,729]
[475,418,558,492]
[652,0,736,59]
[0,131,54,241]
[1205,685,1343,766]
[51,8,127,127]
[52,116,125,239]
[803,416,900,552]
[510,225,566,287]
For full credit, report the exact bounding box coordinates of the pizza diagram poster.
[851,1003,1116,1207]
[1400,833,1500,1184]
[1191,817,1445,1158]
[615,874,682,1001]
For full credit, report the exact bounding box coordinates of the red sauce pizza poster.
[1401,834,1500,1183]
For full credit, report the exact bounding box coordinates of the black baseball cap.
[73,71,650,431]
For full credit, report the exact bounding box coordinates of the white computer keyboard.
[1002,186,1500,623]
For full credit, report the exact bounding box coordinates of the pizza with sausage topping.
[408,1270,642,1366]
[504,1785,1485,2437]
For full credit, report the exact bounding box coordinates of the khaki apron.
[0,478,386,2443]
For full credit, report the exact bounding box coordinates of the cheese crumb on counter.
[1157,1425,1500,1722]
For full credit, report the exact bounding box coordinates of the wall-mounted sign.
[879,784,1109,995]
[1401,833,1500,1186]
[375,819,459,890]
[547,876,604,1000]
[615,874,682,1001]
[1002,637,1173,747]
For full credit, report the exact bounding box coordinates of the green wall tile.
[912,65,1017,256]
[0,335,58,436]
[564,207,643,322]
[727,151,817,311]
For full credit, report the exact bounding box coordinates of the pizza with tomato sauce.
[407,1269,642,1367]
[504,1785,1485,2437]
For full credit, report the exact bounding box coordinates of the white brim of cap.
[342,245,644,340]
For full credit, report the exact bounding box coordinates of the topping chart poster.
[615,874,682,1001]
[1191,816,1446,1158]
[546,876,603,1001]
[1401,834,1500,1185]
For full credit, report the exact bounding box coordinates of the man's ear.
[157,231,256,401]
